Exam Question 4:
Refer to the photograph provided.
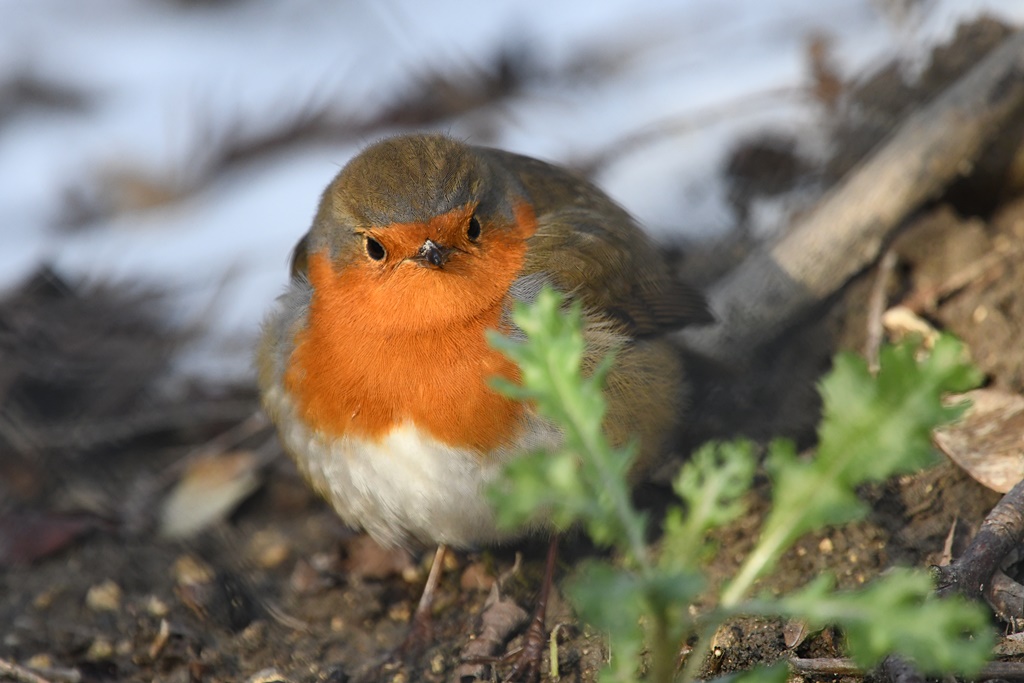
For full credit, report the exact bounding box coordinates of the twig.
[682,28,1024,364]
[575,86,803,176]
[976,661,1024,680]
[11,400,256,453]
[788,657,862,675]
[934,477,1024,604]
[881,655,925,683]
[866,249,897,374]
[901,239,1024,314]
[0,658,60,683]
[790,658,1024,681]
[987,569,1024,627]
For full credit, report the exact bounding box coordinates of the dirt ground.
[2,18,1023,683]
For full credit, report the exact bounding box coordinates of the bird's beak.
[414,239,452,269]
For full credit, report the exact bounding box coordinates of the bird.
[256,133,710,679]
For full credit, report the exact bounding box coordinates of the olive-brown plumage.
[258,133,708,550]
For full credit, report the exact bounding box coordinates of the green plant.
[488,287,992,682]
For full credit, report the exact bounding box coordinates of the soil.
[2,18,1023,683]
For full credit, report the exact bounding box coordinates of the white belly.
[262,383,556,548]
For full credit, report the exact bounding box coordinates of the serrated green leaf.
[661,440,757,569]
[488,284,989,683]
[723,337,983,608]
[818,335,982,486]
[774,568,992,675]
[488,286,649,564]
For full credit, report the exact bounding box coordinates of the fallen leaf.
[783,618,810,649]
[0,511,103,565]
[160,451,261,538]
[993,630,1024,656]
[934,389,1024,493]
[882,305,940,347]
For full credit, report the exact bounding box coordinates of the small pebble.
[146,595,170,617]
[173,554,214,585]
[245,667,292,683]
[86,580,122,612]
[32,588,58,610]
[87,637,114,661]
[387,602,411,622]
[248,529,291,569]
[25,653,54,670]
[237,621,267,651]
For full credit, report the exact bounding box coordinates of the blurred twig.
[683,27,1024,363]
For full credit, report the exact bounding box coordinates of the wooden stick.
[682,28,1024,363]
[790,657,1024,681]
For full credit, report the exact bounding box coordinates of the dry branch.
[935,477,1024,623]
[790,657,1024,681]
[682,28,1024,363]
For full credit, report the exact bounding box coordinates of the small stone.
[87,637,114,661]
[173,554,214,586]
[86,580,122,612]
[818,537,834,553]
[245,667,292,683]
[146,595,170,617]
[237,621,267,651]
[33,588,58,610]
[400,565,422,583]
[25,653,54,670]
[387,602,411,622]
[248,529,291,569]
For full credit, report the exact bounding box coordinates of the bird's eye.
[467,215,481,241]
[364,236,386,261]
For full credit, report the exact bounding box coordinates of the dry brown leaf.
[783,618,810,649]
[993,630,1024,656]
[934,389,1024,493]
[160,451,261,538]
[882,305,940,347]
[0,511,104,565]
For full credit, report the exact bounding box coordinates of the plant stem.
[719,523,792,607]
[544,352,650,571]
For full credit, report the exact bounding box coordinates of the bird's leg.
[504,533,559,682]
[400,543,447,654]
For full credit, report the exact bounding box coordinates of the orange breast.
[284,205,536,454]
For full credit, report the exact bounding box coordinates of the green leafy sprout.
[487,286,992,683]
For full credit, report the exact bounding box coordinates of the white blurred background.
[2,0,1021,378]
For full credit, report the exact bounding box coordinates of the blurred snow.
[1,0,1021,379]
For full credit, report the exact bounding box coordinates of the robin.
[257,133,709,678]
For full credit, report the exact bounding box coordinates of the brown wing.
[485,149,711,336]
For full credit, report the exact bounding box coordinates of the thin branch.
[682,28,1024,363]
